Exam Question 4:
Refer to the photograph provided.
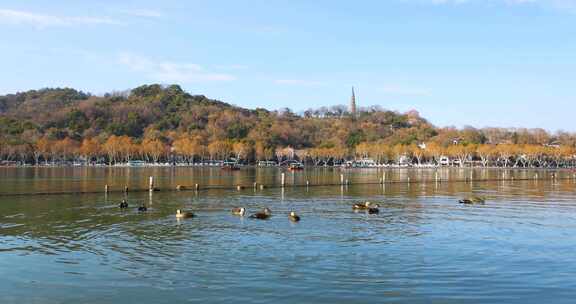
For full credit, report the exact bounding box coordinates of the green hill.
[0,84,574,165]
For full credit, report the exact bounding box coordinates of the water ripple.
[2,170,576,303]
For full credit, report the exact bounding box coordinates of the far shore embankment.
[1,163,575,170]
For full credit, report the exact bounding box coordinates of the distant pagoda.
[350,86,357,118]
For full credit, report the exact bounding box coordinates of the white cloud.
[214,64,248,70]
[118,9,163,18]
[274,79,326,86]
[545,0,576,10]
[0,9,119,29]
[118,53,236,83]
[421,0,576,10]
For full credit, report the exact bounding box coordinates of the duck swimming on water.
[367,207,380,214]
[250,208,271,220]
[138,204,147,212]
[119,199,128,209]
[231,207,246,216]
[353,201,380,211]
[459,196,486,205]
[176,209,194,219]
[288,211,301,222]
[353,202,374,210]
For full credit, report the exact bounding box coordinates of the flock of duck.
[116,200,390,222]
[118,199,302,222]
[117,196,486,221]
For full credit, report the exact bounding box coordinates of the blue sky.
[1,0,575,131]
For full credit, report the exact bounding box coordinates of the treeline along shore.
[1,84,576,168]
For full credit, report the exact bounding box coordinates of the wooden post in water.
[176,185,183,191]
[407,177,410,184]
[195,183,199,191]
[340,174,344,185]
[253,182,257,189]
[345,179,349,185]
[124,185,129,193]
[149,176,154,192]
[435,172,439,183]
[105,184,109,193]
[306,180,310,187]
[260,184,265,190]
[281,173,285,187]
[382,172,386,184]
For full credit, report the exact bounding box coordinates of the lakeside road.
[2,163,576,169]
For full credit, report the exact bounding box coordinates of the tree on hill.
[0,84,575,166]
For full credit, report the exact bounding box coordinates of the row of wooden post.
[104,172,575,193]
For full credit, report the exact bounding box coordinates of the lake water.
[1,167,576,303]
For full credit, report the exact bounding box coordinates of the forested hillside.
[0,84,575,166]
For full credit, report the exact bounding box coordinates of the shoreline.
[0,164,575,171]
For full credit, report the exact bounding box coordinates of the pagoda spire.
[350,86,357,118]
